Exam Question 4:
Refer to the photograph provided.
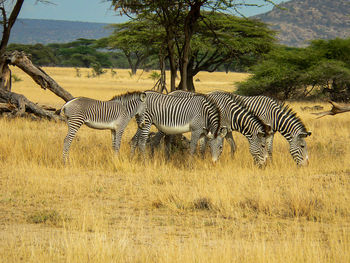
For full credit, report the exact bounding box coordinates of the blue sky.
[19,0,286,23]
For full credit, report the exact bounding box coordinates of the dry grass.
[0,67,349,262]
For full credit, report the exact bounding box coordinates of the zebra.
[229,93,312,166]
[167,90,272,166]
[60,91,147,162]
[131,90,227,162]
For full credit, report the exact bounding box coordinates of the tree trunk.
[0,88,60,120]
[0,0,24,57]
[158,52,168,93]
[177,72,195,92]
[165,24,177,92]
[0,60,11,91]
[179,3,201,91]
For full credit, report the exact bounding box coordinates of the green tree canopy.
[236,38,350,101]
[110,0,277,91]
[97,20,163,74]
[180,12,275,90]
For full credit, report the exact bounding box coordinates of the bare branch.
[6,51,74,102]
[312,101,350,118]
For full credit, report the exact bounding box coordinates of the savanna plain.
[0,67,349,262]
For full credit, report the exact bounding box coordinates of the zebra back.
[145,90,222,137]
[231,94,309,138]
[207,91,268,137]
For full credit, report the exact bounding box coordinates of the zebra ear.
[219,126,227,138]
[140,92,147,102]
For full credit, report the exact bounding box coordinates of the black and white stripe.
[231,94,311,166]
[134,91,227,162]
[203,91,272,166]
[61,92,146,162]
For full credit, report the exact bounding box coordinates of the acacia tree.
[97,20,162,75]
[110,0,276,91]
[178,12,275,91]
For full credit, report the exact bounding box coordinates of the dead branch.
[312,101,350,118]
[0,102,16,111]
[6,50,74,102]
[0,88,63,120]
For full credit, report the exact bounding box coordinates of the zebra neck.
[230,111,254,136]
[119,99,140,117]
[276,110,304,139]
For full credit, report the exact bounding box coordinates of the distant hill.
[255,0,350,47]
[9,19,112,44]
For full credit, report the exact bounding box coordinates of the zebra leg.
[189,130,202,155]
[111,121,128,154]
[130,114,145,157]
[266,132,275,160]
[198,136,207,158]
[137,123,152,157]
[150,131,165,156]
[225,132,236,157]
[164,134,173,160]
[63,118,84,163]
[130,129,141,157]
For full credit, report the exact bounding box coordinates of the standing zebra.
[132,91,227,162]
[60,91,147,162]
[169,90,272,166]
[229,93,311,166]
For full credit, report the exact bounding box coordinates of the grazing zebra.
[132,90,227,162]
[60,91,147,162]
[230,93,312,166]
[168,90,272,166]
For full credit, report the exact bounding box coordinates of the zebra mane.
[200,94,223,136]
[261,95,308,132]
[109,91,143,101]
[278,102,308,132]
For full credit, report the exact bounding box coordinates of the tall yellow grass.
[0,67,349,262]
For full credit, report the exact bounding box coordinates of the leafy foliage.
[7,43,59,66]
[236,38,350,101]
[96,20,162,74]
[7,38,131,69]
[189,12,275,74]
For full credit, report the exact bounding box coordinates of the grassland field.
[0,67,349,262]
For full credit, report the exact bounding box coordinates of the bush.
[237,39,350,101]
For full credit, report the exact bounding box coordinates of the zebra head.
[135,92,147,115]
[289,131,312,166]
[205,126,228,162]
[247,123,272,167]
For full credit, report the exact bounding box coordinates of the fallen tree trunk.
[6,50,74,102]
[312,101,350,118]
[0,88,62,120]
[0,102,16,111]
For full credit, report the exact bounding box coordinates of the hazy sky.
[19,0,285,23]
